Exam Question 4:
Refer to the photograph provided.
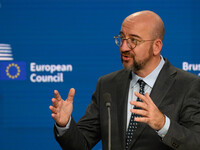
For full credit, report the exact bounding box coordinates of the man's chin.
[122,62,133,71]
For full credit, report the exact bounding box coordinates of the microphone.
[103,93,112,150]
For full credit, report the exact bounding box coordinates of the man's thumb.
[67,88,75,103]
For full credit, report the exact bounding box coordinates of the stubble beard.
[121,55,144,72]
[121,44,153,73]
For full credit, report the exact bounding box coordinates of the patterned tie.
[125,79,146,150]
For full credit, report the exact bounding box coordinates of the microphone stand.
[106,102,111,150]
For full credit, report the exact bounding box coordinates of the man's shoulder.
[175,67,199,79]
[164,58,199,81]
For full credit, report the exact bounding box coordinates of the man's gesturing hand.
[49,88,75,127]
[130,92,165,131]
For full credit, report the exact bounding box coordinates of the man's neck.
[135,56,161,78]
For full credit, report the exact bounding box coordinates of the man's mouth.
[121,51,133,61]
[121,54,131,61]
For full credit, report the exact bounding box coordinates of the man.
[49,10,200,150]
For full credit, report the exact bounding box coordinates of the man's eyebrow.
[119,31,142,39]
[129,34,142,39]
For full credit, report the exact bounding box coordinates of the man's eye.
[130,38,136,43]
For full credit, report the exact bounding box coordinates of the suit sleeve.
[162,78,200,150]
[54,77,102,150]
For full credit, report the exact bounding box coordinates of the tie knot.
[138,79,146,89]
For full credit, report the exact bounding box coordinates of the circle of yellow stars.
[6,63,21,79]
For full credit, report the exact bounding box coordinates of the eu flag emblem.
[0,62,26,80]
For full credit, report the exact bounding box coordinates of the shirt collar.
[131,56,165,88]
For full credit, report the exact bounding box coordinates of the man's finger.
[67,88,75,103]
[52,98,59,107]
[51,113,59,122]
[134,117,149,123]
[130,101,148,110]
[49,105,57,114]
[134,92,148,104]
[131,109,148,117]
[145,93,155,105]
[54,90,62,101]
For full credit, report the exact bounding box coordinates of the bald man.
[50,11,200,150]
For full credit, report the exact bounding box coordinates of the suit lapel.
[115,70,132,149]
[150,59,177,107]
[128,59,177,149]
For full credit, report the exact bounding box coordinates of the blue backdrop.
[0,0,199,149]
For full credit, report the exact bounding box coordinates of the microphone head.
[103,93,111,107]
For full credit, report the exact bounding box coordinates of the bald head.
[122,10,165,41]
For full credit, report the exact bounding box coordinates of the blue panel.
[0,0,199,149]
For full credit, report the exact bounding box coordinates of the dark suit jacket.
[54,59,200,150]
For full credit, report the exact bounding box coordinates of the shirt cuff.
[157,115,170,138]
[55,116,71,136]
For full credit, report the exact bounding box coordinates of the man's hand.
[49,88,75,127]
[130,92,165,131]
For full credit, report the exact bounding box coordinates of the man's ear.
[153,39,163,55]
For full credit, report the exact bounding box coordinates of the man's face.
[120,18,154,73]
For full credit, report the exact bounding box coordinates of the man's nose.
[120,39,131,52]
